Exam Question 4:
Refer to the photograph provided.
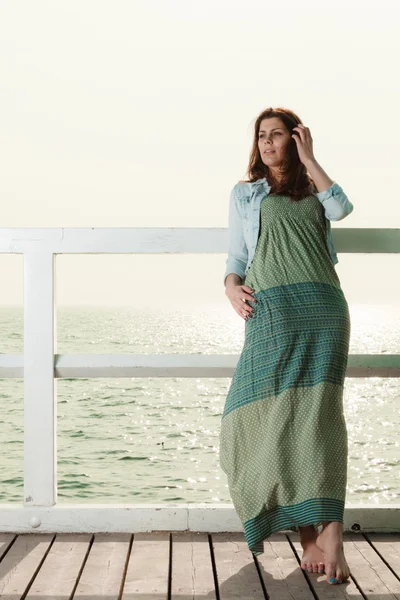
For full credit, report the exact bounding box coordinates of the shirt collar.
[252,177,271,192]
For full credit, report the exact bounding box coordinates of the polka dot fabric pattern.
[219,193,351,556]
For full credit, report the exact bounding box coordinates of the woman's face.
[258,117,292,174]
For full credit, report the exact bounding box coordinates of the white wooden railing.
[0,226,399,534]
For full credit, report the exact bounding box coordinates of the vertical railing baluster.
[24,251,57,507]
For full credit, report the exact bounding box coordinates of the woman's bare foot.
[315,521,350,584]
[299,525,325,574]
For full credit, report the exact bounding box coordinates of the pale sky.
[0,0,399,311]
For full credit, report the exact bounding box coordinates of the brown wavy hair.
[240,107,316,203]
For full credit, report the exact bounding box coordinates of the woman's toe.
[325,562,336,583]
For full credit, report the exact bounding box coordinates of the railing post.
[24,251,57,507]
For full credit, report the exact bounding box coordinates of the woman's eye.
[258,133,281,138]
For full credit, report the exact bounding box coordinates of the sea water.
[0,303,398,505]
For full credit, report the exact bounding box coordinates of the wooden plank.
[0,534,17,559]
[366,532,400,575]
[255,533,315,599]
[0,531,399,599]
[211,532,265,599]
[122,532,169,599]
[25,533,91,598]
[288,532,362,598]
[171,532,216,598]
[73,533,130,597]
[338,532,400,599]
[0,533,54,598]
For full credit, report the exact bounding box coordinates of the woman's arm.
[223,184,248,286]
[307,160,354,221]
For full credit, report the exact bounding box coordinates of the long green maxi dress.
[219,192,351,556]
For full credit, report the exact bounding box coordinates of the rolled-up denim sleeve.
[223,184,248,286]
[315,182,354,221]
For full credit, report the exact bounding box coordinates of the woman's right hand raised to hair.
[225,283,258,321]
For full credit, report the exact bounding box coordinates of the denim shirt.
[224,178,354,286]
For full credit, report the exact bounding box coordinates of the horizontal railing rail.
[0,226,398,534]
[0,353,399,378]
[0,226,399,254]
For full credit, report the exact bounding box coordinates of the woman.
[219,107,353,586]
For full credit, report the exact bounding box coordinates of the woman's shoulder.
[232,181,253,200]
[234,178,268,198]
[235,179,255,191]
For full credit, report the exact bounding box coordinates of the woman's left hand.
[292,125,316,166]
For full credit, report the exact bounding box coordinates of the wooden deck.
[0,531,399,598]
